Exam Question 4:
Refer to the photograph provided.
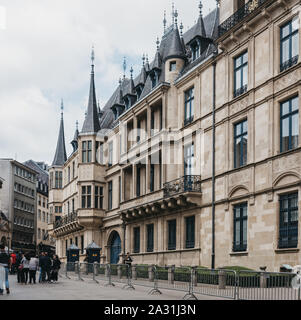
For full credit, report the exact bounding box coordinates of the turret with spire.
[81,47,101,134]
[52,100,67,167]
[71,121,79,153]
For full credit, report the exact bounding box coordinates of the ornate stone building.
[49,0,301,271]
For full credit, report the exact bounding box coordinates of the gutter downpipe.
[211,49,217,270]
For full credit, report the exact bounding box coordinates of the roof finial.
[172,2,175,26]
[156,37,160,51]
[146,54,149,65]
[123,57,127,80]
[180,22,184,37]
[216,0,220,7]
[163,10,167,34]
[61,99,64,119]
[91,45,95,74]
[142,54,145,67]
[199,1,203,17]
[174,9,178,28]
[130,66,133,79]
[119,78,122,87]
[76,120,79,131]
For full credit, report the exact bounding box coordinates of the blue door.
[110,232,121,264]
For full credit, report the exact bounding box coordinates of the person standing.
[0,244,10,295]
[38,252,44,283]
[44,252,52,283]
[29,255,39,284]
[51,255,61,283]
[16,252,23,283]
[10,252,16,275]
[21,253,30,285]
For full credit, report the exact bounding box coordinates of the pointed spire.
[180,22,184,37]
[52,102,67,166]
[71,121,79,152]
[172,3,175,26]
[60,99,64,119]
[129,66,135,94]
[163,18,186,62]
[81,48,101,134]
[199,1,203,17]
[123,57,127,80]
[163,10,167,34]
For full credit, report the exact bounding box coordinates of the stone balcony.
[120,175,202,223]
[49,212,84,237]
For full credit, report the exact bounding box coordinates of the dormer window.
[150,72,157,88]
[124,97,130,110]
[170,61,177,71]
[191,40,200,61]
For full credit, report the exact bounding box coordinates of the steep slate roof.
[52,111,67,167]
[81,64,101,134]
[68,6,219,138]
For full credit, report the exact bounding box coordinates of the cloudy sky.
[0,0,214,165]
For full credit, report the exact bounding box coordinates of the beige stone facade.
[49,0,301,272]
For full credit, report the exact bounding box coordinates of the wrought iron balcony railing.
[163,175,202,198]
[54,212,78,229]
[234,85,248,98]
[280,55,299,72]
[218,0,269,38]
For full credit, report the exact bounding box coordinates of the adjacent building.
[49,0,301,271]
[0,176,11,248]
[24,160,55,254]
[0,159,37,253]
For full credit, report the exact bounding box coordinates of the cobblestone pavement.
[1,275,228,300]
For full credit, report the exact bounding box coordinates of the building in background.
[24,160,55,254]
[0,177,11,248]
[49,0,301,271]
[0,159,37,253]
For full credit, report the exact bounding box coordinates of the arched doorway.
[0,236,7,246]
[109,231,121,264]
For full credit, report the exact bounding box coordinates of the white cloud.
[0,0,214,164]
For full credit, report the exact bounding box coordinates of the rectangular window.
[65,240,68,256]
[137,120,141,143]
[191,41,200,61]
[184,88,194,126]
[133,227,140,253]
[55,171,62,189]
[151,111,155,137]
[108,181,113,210]
[82,141,92,163]
[280,17,299,72]
[234,51,248,97]
[233,203,248,252]
[150,164,155,193]
[136,166,141,197]
[234,120,248,168]
[108,142,113,167]
[168,220,177,250]
[147,224,154,252]
[279,193,298,249]
[81,186,91,209]
[280,96,299,152]
[170,61,177,71]
[184,143,194,177]
[95,186,103,209]
[81,235,84,254]
[119,176,121,205]
[72,161,75,178]
[185,216,195,249]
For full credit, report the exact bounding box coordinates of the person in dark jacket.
[16,252,23,283]
[51,255,61,283]
[40,252,52,283]
[0,244,10,294]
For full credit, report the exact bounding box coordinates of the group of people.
[0,244,62,295]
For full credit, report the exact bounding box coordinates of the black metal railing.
[54,212,78,229]
[218,0,269,38]
[234,85,248,98]
[163,175,202,198]
[280,55,299,72]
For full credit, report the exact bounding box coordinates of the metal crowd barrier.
[59,263,301,300]
[236,270,301,300]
